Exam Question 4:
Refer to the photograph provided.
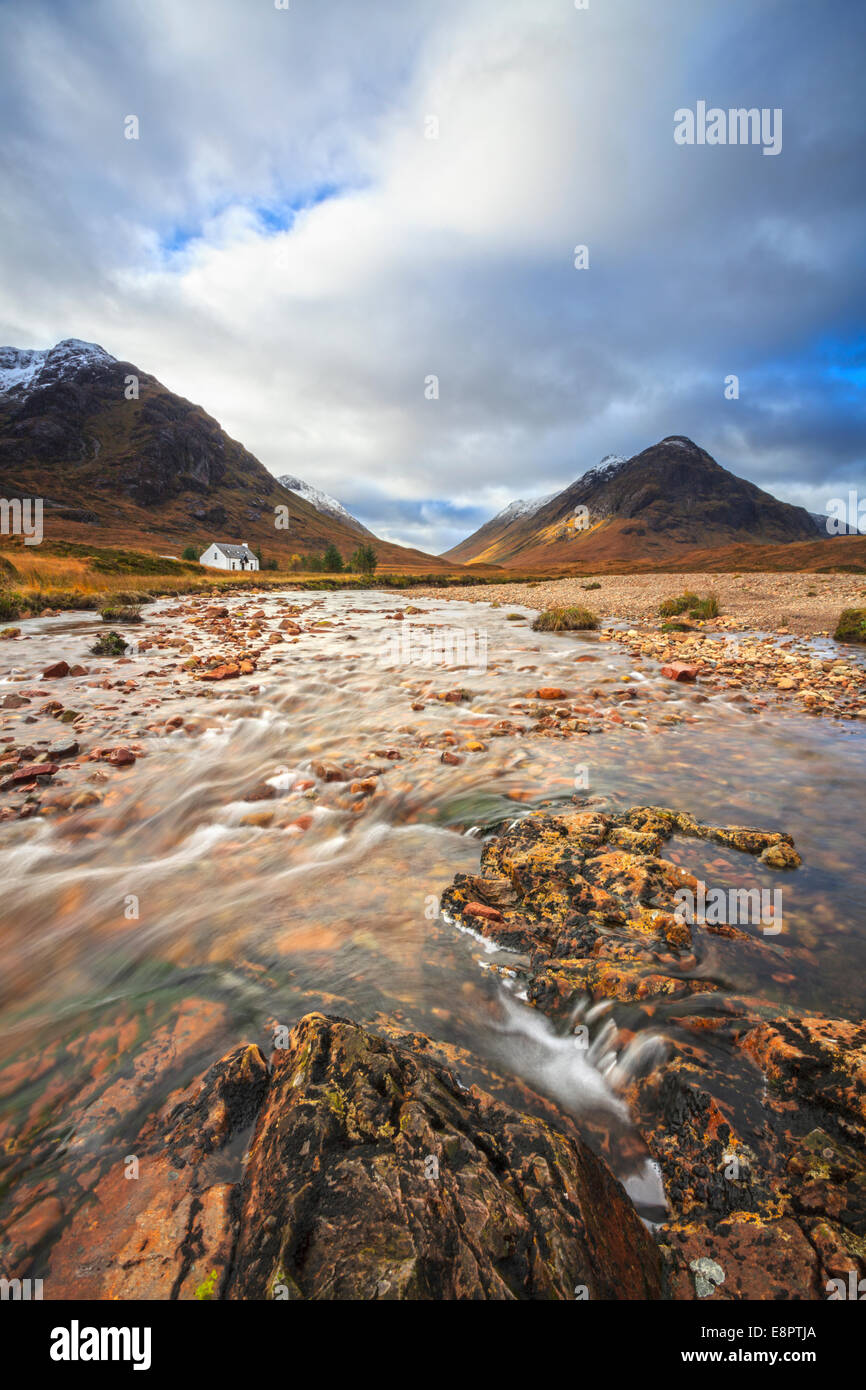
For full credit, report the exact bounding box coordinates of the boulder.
[17,1013,663,1301]
[228,1014,663,1300]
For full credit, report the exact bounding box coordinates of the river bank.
[418,570,866,637]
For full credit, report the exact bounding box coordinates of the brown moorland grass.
[0,544,518,617]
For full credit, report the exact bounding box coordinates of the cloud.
[0,0,863,552]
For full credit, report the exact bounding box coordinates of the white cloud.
[0,0,863,553]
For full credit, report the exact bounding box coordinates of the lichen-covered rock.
[738,1016,866,1126]
[440,805,866,1298]
[441,805,795,1012]
[229,1013,663,1300]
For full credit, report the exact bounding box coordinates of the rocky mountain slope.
[0,339,452,570]
[444,437,827,568]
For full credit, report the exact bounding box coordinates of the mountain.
[444,437,827,568]
[277,474,374,538]
[0,339,455,570]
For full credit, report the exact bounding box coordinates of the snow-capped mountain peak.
[0,339,116,399]
[277,474,374,537]
[491,491,559,525]
[578,453,627,486]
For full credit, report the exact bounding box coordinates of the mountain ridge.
[444,436,827,567]
[0,339,456,571]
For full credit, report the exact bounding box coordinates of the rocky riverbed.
[0,586,864,1299]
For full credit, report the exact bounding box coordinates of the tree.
[350,543,378,575]
[182,544,199,561]
[322,543,344,573]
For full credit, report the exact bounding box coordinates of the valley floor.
[417,570,866,637]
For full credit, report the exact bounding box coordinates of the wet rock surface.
[7,1013,662,1300]
[230,1014,662,1300]
[442,805,796,1009]
[442,807,866,1299]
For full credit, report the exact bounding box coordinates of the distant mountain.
[277,474,374,537]
[444,437,827,567]
[0,339,455,570]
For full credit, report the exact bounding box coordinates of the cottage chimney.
[242,540,248,547]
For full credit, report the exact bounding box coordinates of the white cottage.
[199,541,259,572]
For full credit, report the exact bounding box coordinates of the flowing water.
[1,589,865,1230]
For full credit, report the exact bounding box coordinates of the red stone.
[660,662,701,682]
[464,902,504,922]
[107,747,136,766]
[12,762,59,781]
[42,661,70,678]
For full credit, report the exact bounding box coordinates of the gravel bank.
[415,571,866,637]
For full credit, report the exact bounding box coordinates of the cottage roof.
[206,542,257,560]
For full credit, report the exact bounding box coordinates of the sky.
[0,0,863,553]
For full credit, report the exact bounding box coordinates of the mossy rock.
[834,608,866,643]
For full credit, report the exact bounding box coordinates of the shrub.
[182,545,199,561]
[532,606,598,632]
[581,581,602,590]
[0,591,24,621]
[100,606,143,623]
[659,591,718,620]
[689,593,719,620]
[91,630,128,656]
[658,591,700,617]
[834,608,866,643]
